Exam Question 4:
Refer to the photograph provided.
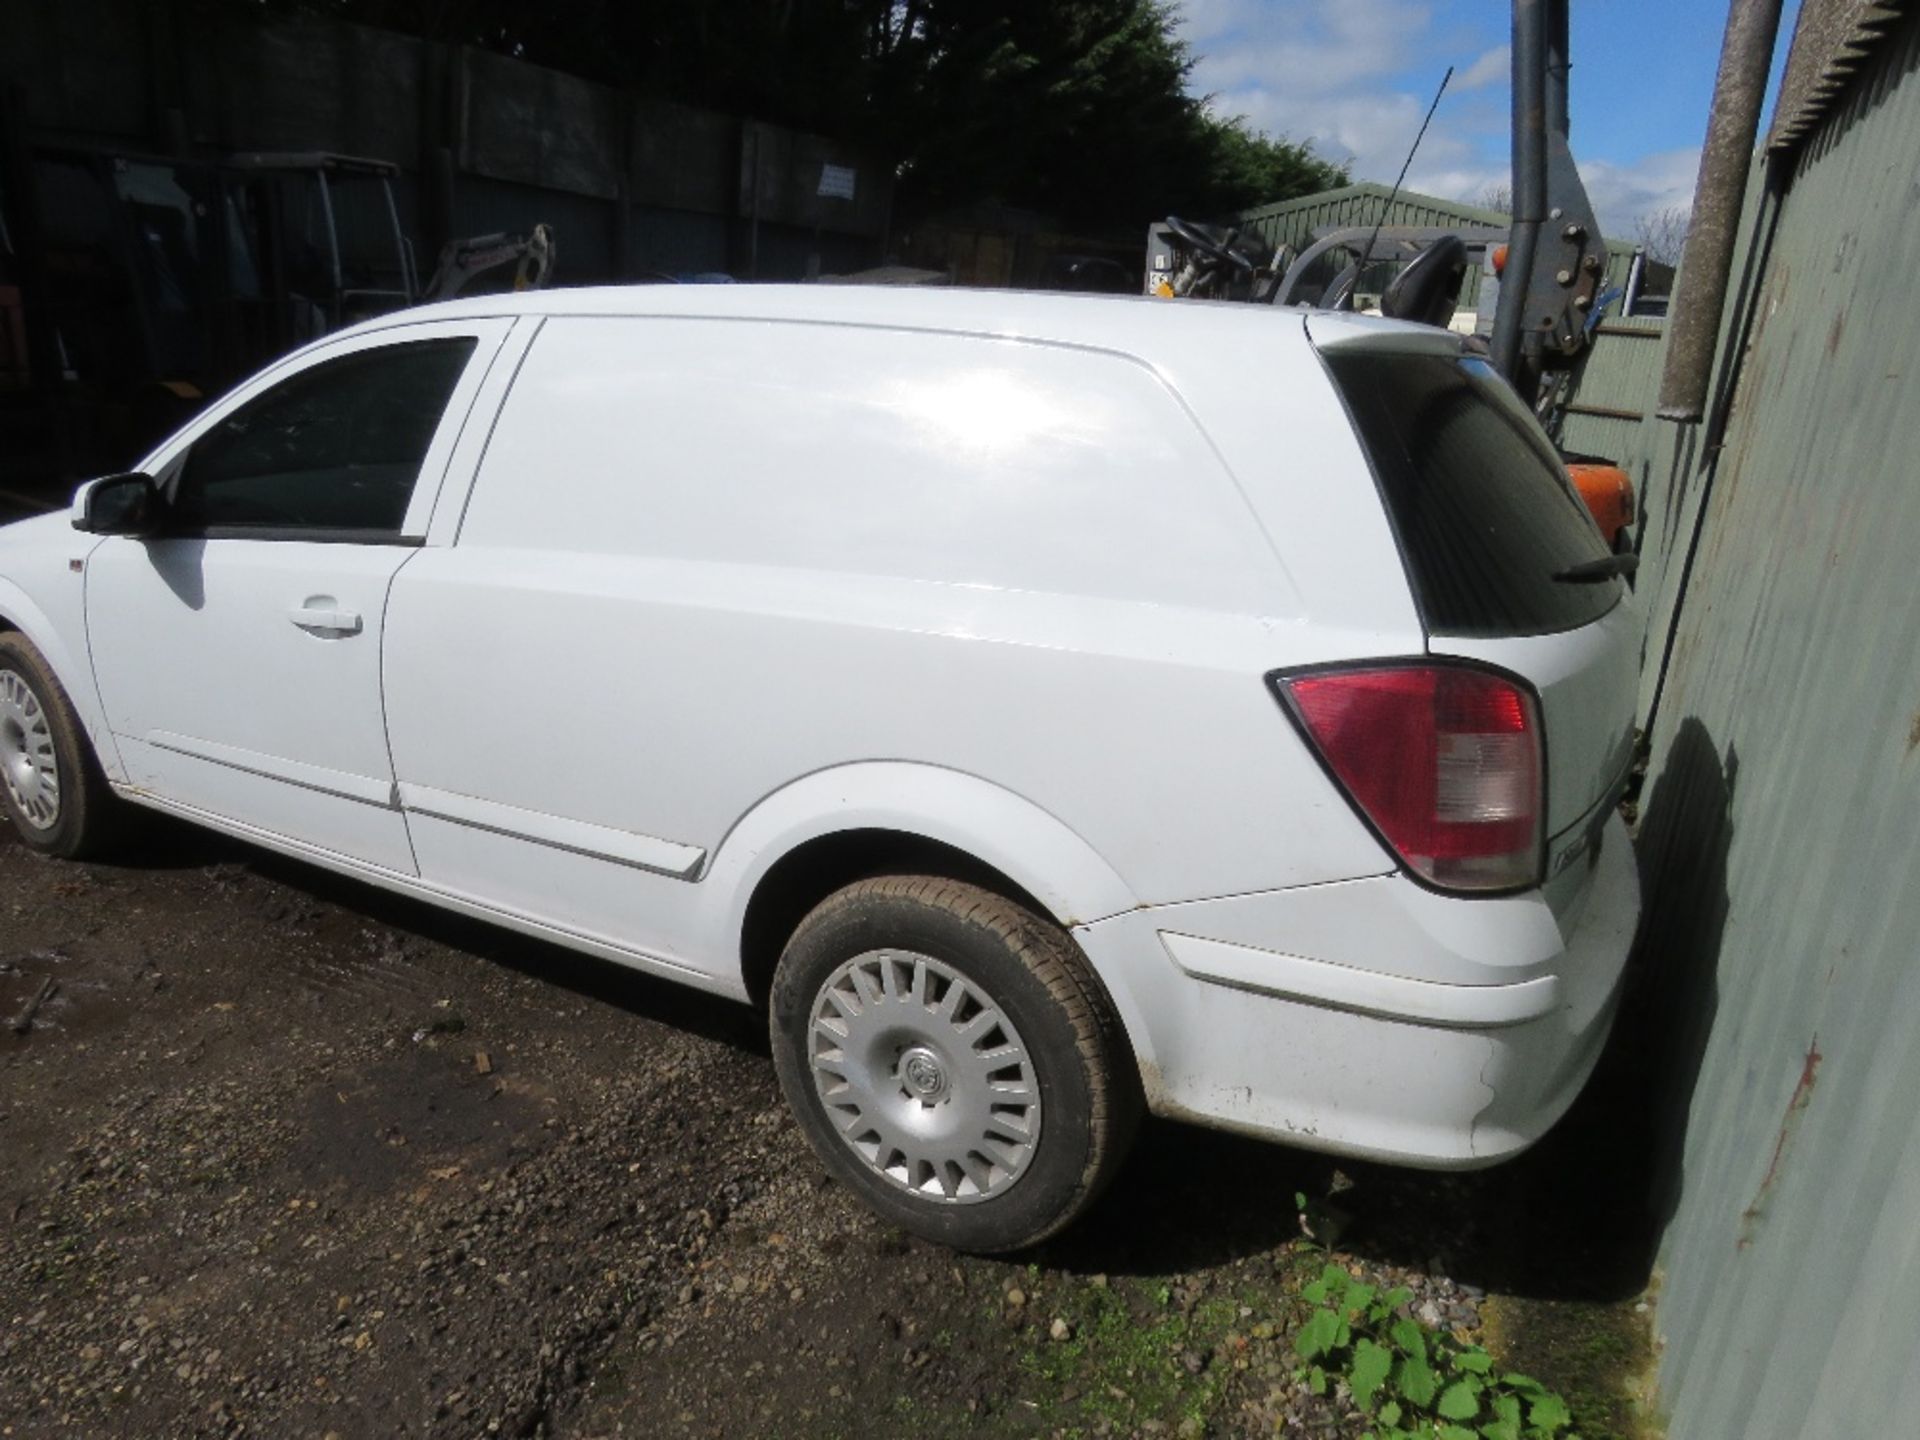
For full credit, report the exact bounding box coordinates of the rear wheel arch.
[709,762,1139,999]
[739,827,1053,1008]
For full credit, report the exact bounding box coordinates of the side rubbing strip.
[1160,931,1560,1028]
[146,731,399,808]
[397,782,705,879]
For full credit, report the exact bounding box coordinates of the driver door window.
[82,323,501,874]
[172,336,477,539]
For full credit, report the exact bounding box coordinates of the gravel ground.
[1,815,1658,1439]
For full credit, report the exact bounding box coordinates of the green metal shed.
[1228,181,1648,299]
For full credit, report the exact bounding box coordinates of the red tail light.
[1276,665,1542,893]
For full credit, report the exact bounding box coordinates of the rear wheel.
[0,633,118,859]
[769,876,1140,1252]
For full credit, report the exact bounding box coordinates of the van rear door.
[1310,320,1637,866]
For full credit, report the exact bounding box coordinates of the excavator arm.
[421,223,556,303]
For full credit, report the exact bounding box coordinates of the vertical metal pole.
[1491,0,1547,382]
[748,123,762,280]
[1545,0,1571,138]
[417,42,452,276]
[615,89,635,282]
[1657,0,1785,421]
[316,170,342,331]
[380,177,413,299]
[432,145,457,284]
[614,181,633,284]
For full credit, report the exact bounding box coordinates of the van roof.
[350,284,1454,361]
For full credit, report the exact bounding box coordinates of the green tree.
[238,0,1345,227]
[846,0,1347,223]
[1198,114,1350,215]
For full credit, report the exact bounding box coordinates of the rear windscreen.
[1323,349,1622,636]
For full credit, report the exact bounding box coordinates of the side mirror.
[71,473,160,537]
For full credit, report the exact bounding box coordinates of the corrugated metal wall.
[1613,8,1920,1436]
[1556,319,1667,460]
[1230,183,1512,251]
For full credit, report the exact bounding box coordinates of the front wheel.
[769,876,1141,1252]
[0,632,119,859]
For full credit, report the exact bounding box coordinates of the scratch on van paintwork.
[1141,1063,1323,1145]
[1906,706,1920,753]
[1736,1036,1822,1251]
[1467,1036,1498,1160]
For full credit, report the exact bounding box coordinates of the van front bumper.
[1072,811,1639,1168]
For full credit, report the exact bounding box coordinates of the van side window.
[172,337,478,539]
[1323,350,1620,637]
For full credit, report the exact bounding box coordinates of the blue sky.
[1176,0,1803,237]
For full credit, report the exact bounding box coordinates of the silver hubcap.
[0,669,60,831]
[808,950,1042,1205]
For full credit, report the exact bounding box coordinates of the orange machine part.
[1566,461,1635,545]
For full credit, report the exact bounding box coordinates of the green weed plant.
[1293,1262,1579,1440]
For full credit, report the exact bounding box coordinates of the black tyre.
[0,632,119,859]
[769,876,1141,1252]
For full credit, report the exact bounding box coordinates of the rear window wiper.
[1552,553,1638,584]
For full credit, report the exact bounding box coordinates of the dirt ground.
[1,811,1660,1440]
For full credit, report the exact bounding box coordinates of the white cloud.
[1176,0,1495,186]
[1173,1,1697,245]
[1409,164,1511,209]
[1579,147,1701,240]
[1455,44,1509,92]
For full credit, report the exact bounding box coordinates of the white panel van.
[0,286,1640,1250]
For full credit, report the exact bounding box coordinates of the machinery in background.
[1145,216,1286,302]
[421,223,556,301]
[1147,0,1609,407]
[0,142,554,497]
[1146,217,1503,334]
[1565,456,1637,554]
[1143,0,1636,553]
[226,151,421,345]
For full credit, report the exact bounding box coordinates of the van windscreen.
[1322,350,1622,637]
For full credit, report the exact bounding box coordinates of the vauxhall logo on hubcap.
[901,1047,947,1099]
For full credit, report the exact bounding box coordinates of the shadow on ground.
[1,719,1740,1439]
[80,808,768,1054]
[44,713,1735,1302]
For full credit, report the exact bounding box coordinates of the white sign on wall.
[817,164,857,201]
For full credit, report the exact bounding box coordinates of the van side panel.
[455,317,1291,613]
[381,316,1397,980]
[1132,317,1425,647]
